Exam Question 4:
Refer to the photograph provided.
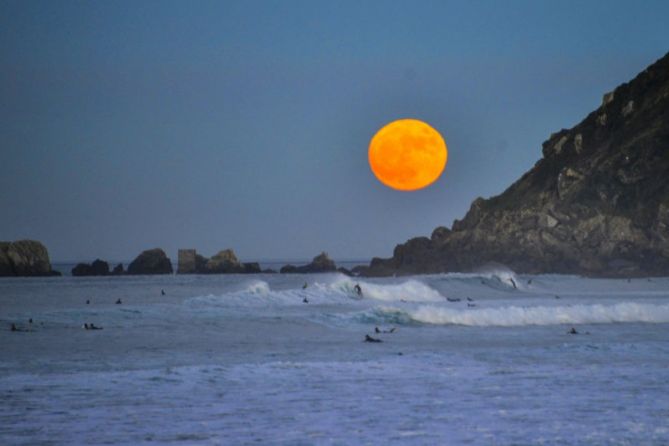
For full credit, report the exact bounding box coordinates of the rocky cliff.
[0,240,60,277]
[360,52,669,277]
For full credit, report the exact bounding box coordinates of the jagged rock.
[360,51,669,278]
[127,248,173,275]
[72,259,110,276]
[112,263,125,275]
[280,252,337,273]
[177,248,261,274]
[0,240,60,277]
[204,249,245,273]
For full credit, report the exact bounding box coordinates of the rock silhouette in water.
[177,248,260,274]
[280,252,337,274]
[72,259,110,276]
[0,240,60,277]
[127,248,173,275]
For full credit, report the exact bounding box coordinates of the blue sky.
[1,0,668,262]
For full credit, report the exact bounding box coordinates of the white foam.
[315,276,444,302]
[380,302,669,326]
[245,280,270,295]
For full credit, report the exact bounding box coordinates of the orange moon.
[368,119,448,191]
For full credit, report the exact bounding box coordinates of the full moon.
[368,119,448,191]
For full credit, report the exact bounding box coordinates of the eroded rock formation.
[127,248,173,275]
[72,259,110,276]
[0,240,60,277]
[280,252,337,273]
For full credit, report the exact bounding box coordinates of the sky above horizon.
[2,0,669,262]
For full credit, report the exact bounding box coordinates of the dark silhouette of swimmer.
[387,327,396,333]
[375,326,381,334]
[354,284,362,296]
[527,279,533,285]
[365,334,382,343]
[115,298,122,305]
[555,295,560,299]
[466,297,474,302]
[161,289,166,296]
[86,299,90,304]
[83,323,89,330]
[568,327,578,335]
[509,278,517,289]
[468,303,477,307]
[302,282,308,290]
[11,323,17,332]
[447,297,461,302]
[89,323,102,330]
[28,318,33,324]
[302,297,309,304]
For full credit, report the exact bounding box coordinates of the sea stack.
[280,252,337,273]
[127,248,173,275]
[359,52,669,277]
[72,259,111,276]
[0,240,61,277]
[177,248,260,274]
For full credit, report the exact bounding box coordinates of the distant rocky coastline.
[0,240,61,277]
[356,51,669,278]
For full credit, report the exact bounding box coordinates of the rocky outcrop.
[72,259,110,276]
[0,240,60,277]
[127,248,173,275]
[360,52,669,277]
[177,248,260,274]
[280,252,337,273]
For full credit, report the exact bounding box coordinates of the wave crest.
[375,302,669,327]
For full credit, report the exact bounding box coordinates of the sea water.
[1,270,668,445]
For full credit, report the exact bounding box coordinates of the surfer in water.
[354,284,362,297]
[161,289,166,296]
[509,278,517,289]
[302,282,308,290]
[365,334,382,343]
[303,297,309,304]
[568,327,579,335]
[115,298,122,305]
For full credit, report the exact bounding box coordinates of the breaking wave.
[372,302,669,327]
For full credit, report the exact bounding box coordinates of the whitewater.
[1,270,669,445]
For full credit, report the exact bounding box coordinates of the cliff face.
[362,52,669,277]
[0,240,60,276]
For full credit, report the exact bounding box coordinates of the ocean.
[1,269,668,445]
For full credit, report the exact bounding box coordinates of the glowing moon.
[368,119,448,191]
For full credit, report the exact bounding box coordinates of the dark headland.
[355,51,669,278]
